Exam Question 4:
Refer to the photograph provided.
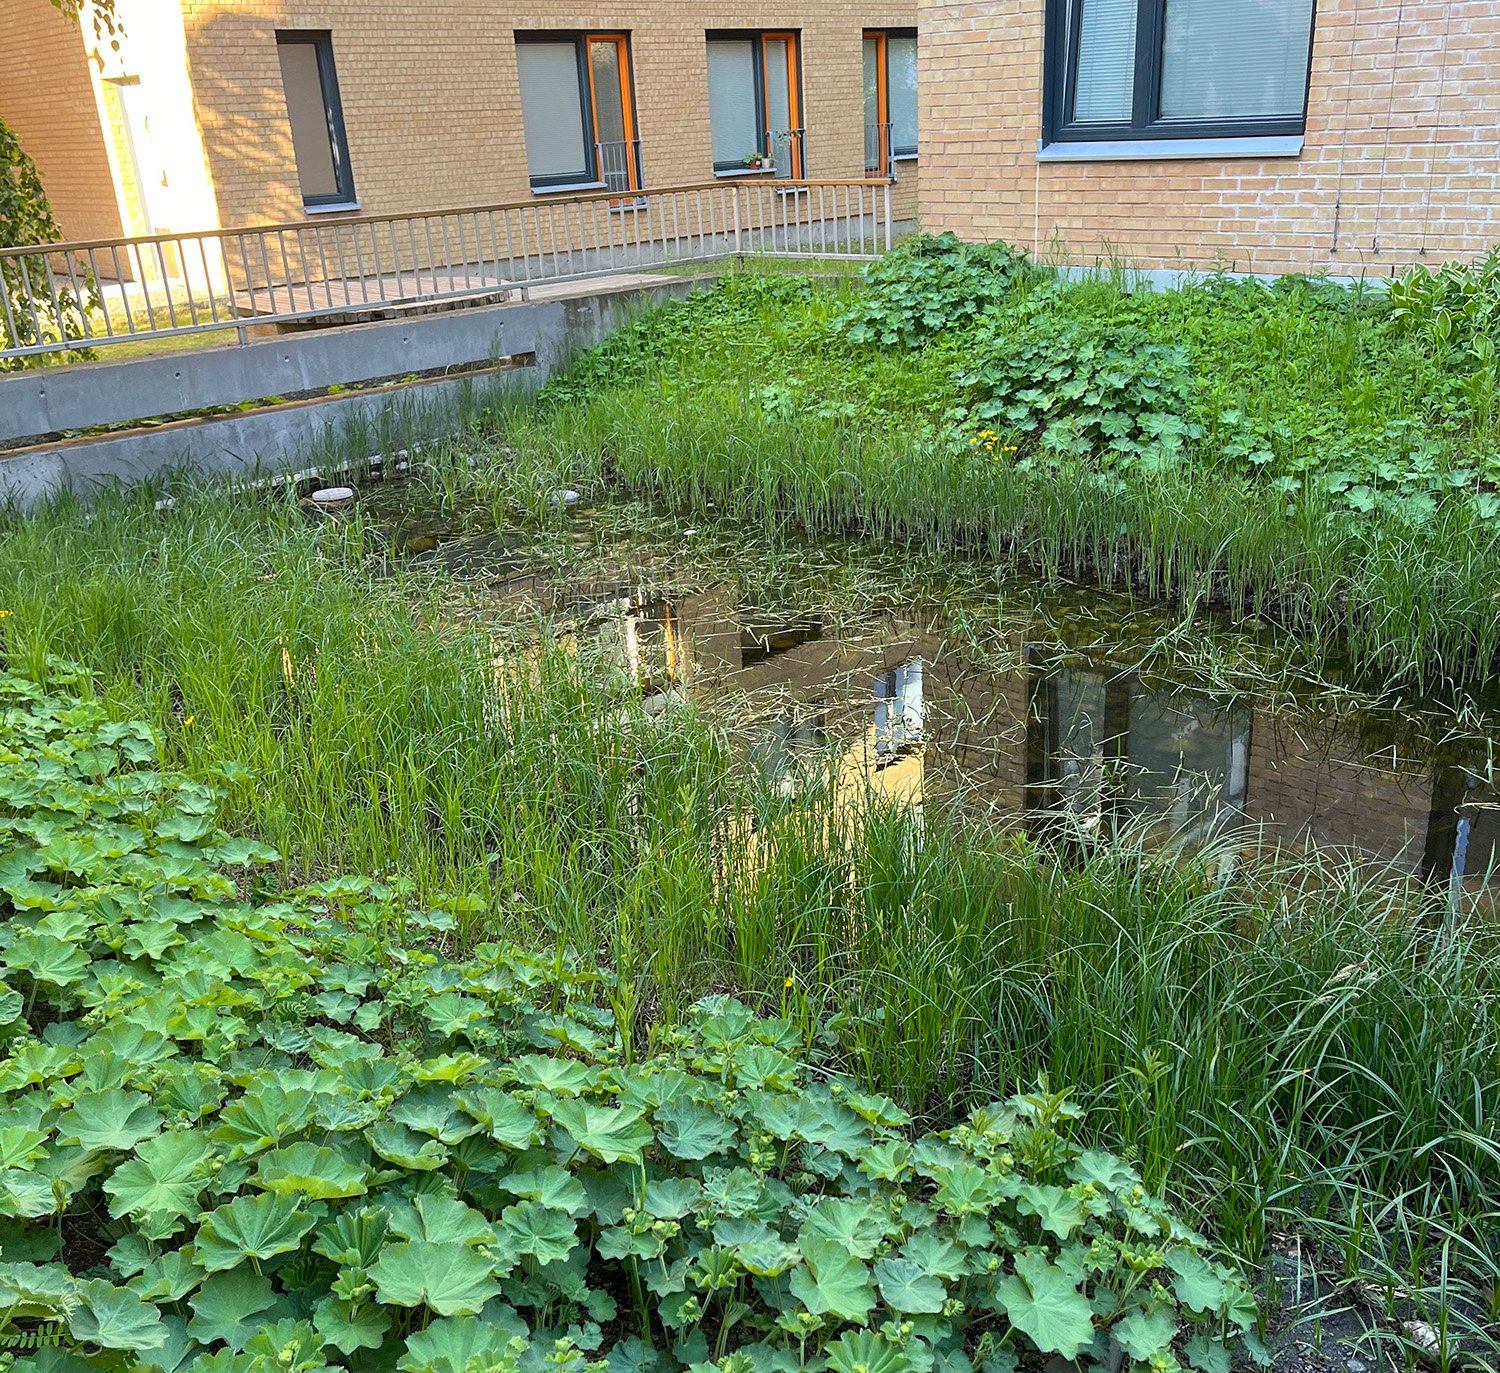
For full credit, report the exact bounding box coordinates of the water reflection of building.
[573,580,1500,886]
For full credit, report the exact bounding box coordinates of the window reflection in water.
[1029,666,1250,850]
[874,658,924,760]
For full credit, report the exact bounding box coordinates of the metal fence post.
[732,186,743,261]
[883,181,893,253]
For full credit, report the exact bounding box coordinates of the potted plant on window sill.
[741,152,768,171]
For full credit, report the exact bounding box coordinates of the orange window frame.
[760,31,803,178]
[583,32,640,192]
[864,29,890,177]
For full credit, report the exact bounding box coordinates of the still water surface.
[358,490,1500,889]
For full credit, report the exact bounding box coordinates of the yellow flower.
[0,609,10,619]
[183,715,195,727]
[784,975,795,990]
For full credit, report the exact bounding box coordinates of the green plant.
[0,661,1259,1371]
[0,116,97,369]
[836,235,1043,349]
[955,313,1202,476]
[1387,248,1500,353]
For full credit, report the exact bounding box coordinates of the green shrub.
[0,662,1258,1372]
[0,116,96,369]
[836,235,1043,349]
[1386,248,1500,352]
[954,313,1201,477]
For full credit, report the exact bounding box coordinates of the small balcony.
[594,139,644,196]
[865,121,893,178]
[766,128,805,180]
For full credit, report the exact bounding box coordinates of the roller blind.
[1160,0,1315,119]
[889,35,918,154]
[707,40,760,165]
[589,41,627,148]
[516,42,589,181]
[277,40,338,199]
[1071,0,1136,123]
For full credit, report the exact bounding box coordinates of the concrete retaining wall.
[0,276,709,509]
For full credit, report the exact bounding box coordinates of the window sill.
[303,201,362,215]
[1037,135,1303,162]
[892,151,919,163]
[531,180,607,195]
[713,166,776,178]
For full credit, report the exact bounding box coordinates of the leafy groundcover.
[0,662,1258,1373]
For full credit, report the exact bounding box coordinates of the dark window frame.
[1042,0,1317,145]
[514,31,641,192]
[705,29,804,176]
[274,30,356,209]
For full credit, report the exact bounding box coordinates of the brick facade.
[2,0,918,240]
[918,1,1500,277]
[0,2,123,242]
[182,2,919,227]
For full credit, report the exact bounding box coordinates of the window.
[705,32,803,177]
[863,30,917,175]
[874,659,924,758]
[275,32,355,209]
[515,33,641,193]
[1043,0,1316,146]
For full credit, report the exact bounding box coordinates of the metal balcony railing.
[767,128,806,180]
[0,179,895,361]
[865,122,893,177]
[594,139,643,196]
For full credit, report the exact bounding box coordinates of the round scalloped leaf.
[67,1278,168,1352]
[787,1236,875,1323]
[873,1255,947,1314]
[500,1199,578,1265]
[186,1270,277,1350]
[369,1240,501,1316]
[994,1252,1095,1361]
[103,1130,213,1237]
[193,1192,317,1273]
[313,1294,392,1355]
[398,1315,527,1373]
[253,1141,369,1200]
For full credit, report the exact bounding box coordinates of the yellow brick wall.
[918,0,1500,276]
[180,0,920,230]
[0,1,124,242]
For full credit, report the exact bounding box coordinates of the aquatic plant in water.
[0,660,1258,1370]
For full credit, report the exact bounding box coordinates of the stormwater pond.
[349,482,1500,896]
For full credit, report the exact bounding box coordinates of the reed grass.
[463,268,1500,690]
[1,483,1497,1359]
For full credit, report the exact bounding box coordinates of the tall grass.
[2,484,1497,1357]
[463,269,1500,688]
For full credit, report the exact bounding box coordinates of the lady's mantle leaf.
[56,1089,162,1152]
[369,1239,501,1316]
[788,1236,875,1322]
[186,1269,277,1350]
[398,1315,526,1373]
[994,1251,1094,1360]
[549,1100,653,1164]
[194,1192,317,1272]
[253,1141,368,1200]
[68,1278,168,1351]
[873,1256,947,1314]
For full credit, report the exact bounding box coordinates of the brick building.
[919,0,1499,277]
[0,0,919,240]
